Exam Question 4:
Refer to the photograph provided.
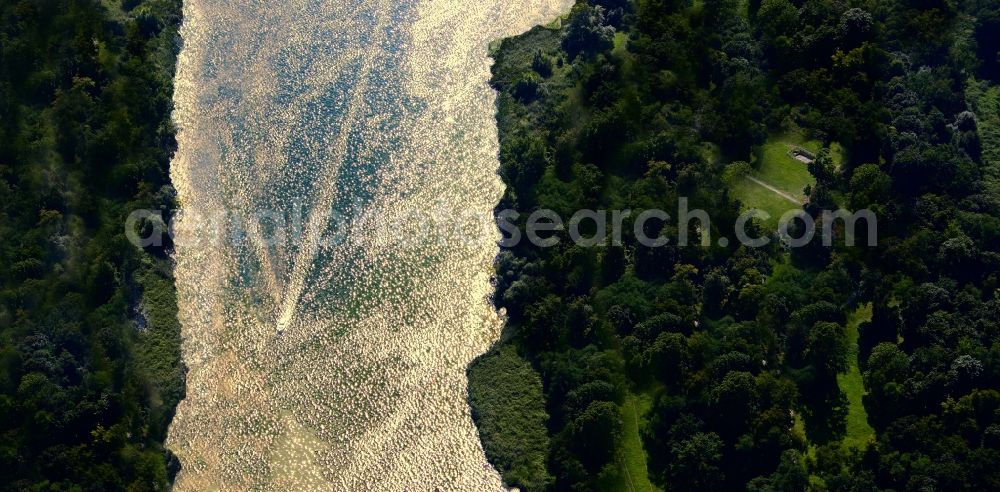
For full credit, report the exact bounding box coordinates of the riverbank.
[0,0,185,488]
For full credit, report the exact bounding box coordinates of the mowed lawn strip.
[837,304,876,451]
[617,392,660,492]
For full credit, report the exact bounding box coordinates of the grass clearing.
[754,134,818,197]
[837,304,875,451]
[732,132,828,224]
[612,32,637,79]
[730,179,799,228]
[613,32,629,54]
[829,141,847,169]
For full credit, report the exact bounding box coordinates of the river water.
[166,0,570,489]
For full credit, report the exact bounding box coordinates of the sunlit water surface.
[166,0,571,489]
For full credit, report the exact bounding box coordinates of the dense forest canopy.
[0,0,183,489]
[470,0,1000,490]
